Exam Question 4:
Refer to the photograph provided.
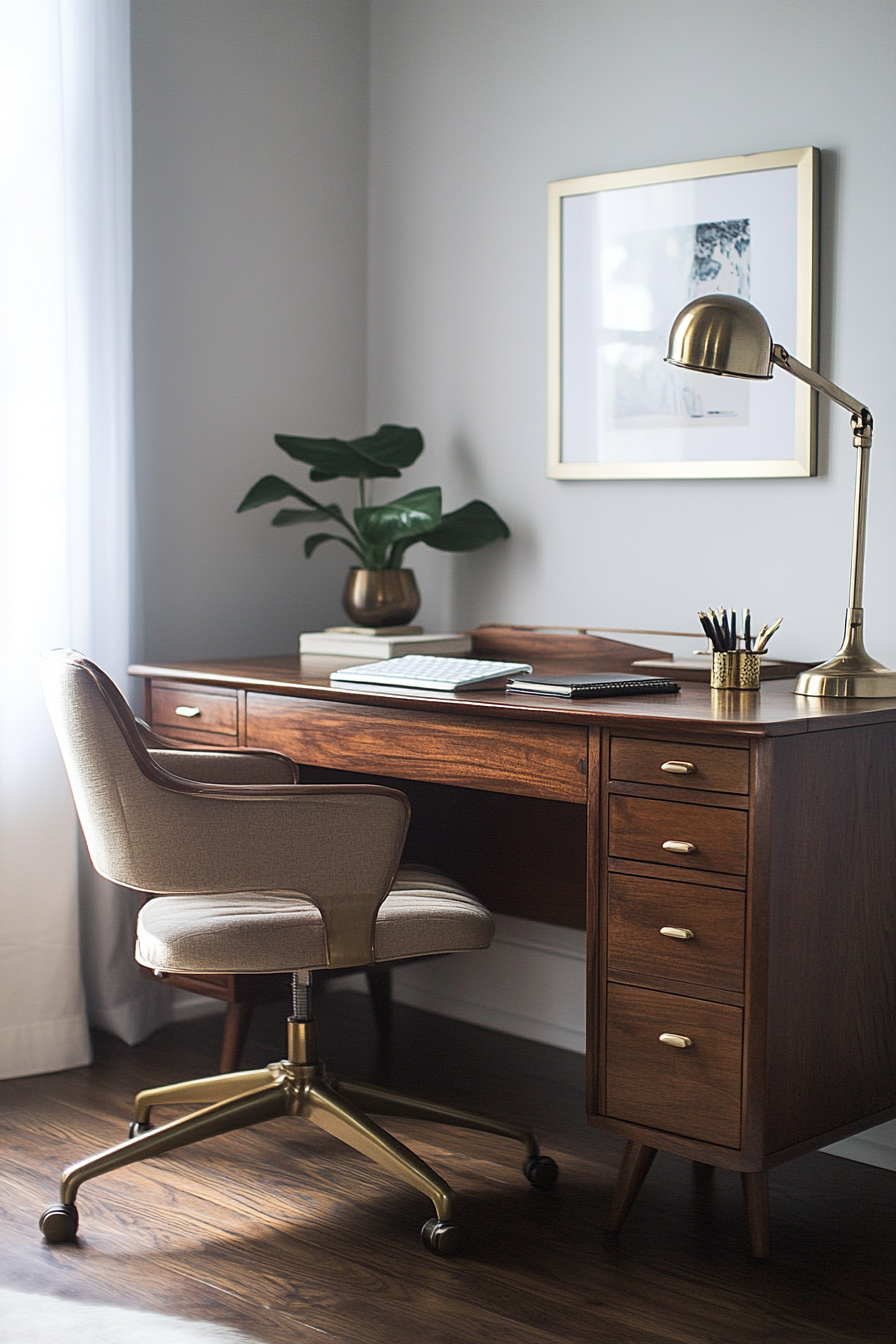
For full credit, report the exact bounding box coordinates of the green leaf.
[422,499,510,552]
[309,463,400,483]
[354,486,442,549]
[274,424,422,482]
[270,507,334,527]
[348,424,424,474]
[236,475,318,512]
[303,532,365,562]
[274,435,368,479]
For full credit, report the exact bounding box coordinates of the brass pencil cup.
[711,650,761,691]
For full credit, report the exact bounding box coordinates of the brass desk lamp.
[666,294,896,697]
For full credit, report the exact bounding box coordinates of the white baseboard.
[333,914,586,1054]
[822,1120,896,1172]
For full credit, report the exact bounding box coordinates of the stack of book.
[299,626,472,659]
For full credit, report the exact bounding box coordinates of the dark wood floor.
[1,987,895,1344]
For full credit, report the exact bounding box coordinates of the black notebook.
[506,672,680,699]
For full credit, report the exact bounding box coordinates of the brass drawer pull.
[174,705,202,718]
[662,839,696,854]
[660,926,694,940]
[659,1033,693,1049]
[660,760,696,774]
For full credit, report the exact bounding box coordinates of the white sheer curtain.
[0,0,169,1080]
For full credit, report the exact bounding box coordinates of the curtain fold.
[0,0,166,1078]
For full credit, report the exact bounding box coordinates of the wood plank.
[246,692,588,802]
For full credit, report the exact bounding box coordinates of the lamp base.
[794,607,896,698]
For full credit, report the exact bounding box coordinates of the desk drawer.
[611,737,749,794]
[246,693,587,803]
[605,983,743,1147]
[608,796,747,875]
[151,683,238,745]
[607,874,744,992]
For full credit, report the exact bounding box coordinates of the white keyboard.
[330,655,533,691]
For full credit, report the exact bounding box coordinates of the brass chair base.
[40,1042,555,1254]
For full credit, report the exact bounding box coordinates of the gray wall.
[367,0,896,663]
[132,0,896,662]
[132,0,369,660]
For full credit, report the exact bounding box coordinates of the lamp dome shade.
[665,294,774,380]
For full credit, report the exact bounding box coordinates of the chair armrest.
[97,772,411,967]
[147,748,298,785]
[136,718,299,784]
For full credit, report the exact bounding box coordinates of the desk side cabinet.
[591,721,896,1254]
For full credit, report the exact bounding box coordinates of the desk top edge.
[129,656,896,737]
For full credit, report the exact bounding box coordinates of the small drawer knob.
[662,840,697,854]
[659,1033,693,1049]
[660,926,694,940]
[174,705,202,718]
[661,760,696,774]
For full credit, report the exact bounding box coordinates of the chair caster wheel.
[523,1154,559,1191]
[128,1120,153,1139]
[421,1217,461,1256]
[39,1203,79,1243]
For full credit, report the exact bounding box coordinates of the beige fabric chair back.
[41,649,410,966]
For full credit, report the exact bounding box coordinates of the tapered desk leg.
[741,1171,770,1259]
[605,1141,658,1234]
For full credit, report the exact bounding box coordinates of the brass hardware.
[659,1033,693,1049]
[662,840,697,854]
[287,1019,319,1065]
[174,705,201,718]
[133,1068,273,1125]
[711,650,761,691]
[48,1015,551,1245]
[63,1063,457,1223]
[660,760,695,774]
[660,926,694,940]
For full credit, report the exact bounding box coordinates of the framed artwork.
[547,146,818,479]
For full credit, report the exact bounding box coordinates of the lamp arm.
[771,344,875,619]
[771,344,868,420]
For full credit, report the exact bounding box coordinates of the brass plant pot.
[342,568,421,628]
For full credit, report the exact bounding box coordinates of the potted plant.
[237,424,510,626]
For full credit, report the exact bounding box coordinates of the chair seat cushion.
[135,866,494,974]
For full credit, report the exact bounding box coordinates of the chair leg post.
[58,1082,288,1209]
[335,1078,540,1157]
[134,1067,275,1126]
[305,1079,455,1223]
[365,965,393,1046]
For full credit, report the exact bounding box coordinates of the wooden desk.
[131,653,896,1256]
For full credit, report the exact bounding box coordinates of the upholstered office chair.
[134,716,397,1074]
[38,650,557,1254]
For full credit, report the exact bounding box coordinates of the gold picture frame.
[547,146,819,480]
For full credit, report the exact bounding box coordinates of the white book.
[299,630,472,659]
